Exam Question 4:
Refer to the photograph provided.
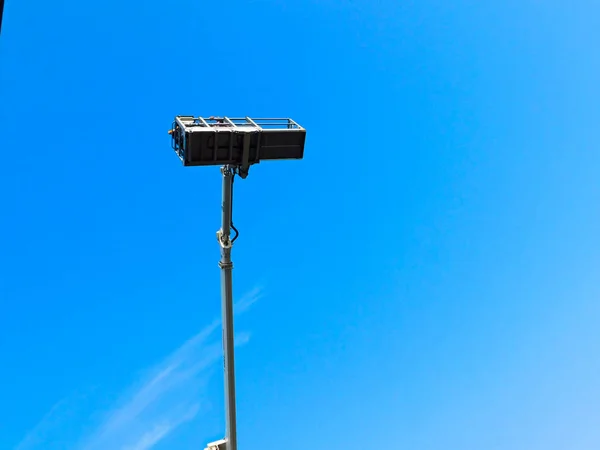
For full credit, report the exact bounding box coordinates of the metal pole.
[217,165,238,450]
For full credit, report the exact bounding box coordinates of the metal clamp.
[216,230,232,249]
[205,439,227,450]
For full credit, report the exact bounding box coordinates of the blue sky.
[1,1,600,449]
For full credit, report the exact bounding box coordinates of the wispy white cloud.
[123,423,171,450]
[234,286,263,314]
[15,287,262,450]
[14,398,73,450]
[121,404,200,450]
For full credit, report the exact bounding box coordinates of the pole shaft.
[219,166,237,450]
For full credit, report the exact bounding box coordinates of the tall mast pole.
[217,165,238,450]
[170,116,305,450]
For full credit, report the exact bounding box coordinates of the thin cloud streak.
[14,399,72,450]
[15,287,262,450]
[121,404,200,450]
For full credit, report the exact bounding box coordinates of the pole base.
[205,439,227,450]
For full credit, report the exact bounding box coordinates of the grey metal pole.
[217,165,238,450]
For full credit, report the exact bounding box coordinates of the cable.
[231,168,240,243]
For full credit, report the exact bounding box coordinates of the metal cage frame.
[170,116,306,175]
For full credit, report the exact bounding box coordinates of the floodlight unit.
[170,116,306,450]
[170,116,305,177]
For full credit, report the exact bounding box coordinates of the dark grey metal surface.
[217,166,238,450]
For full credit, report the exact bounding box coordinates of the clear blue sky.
[1,1,600,449]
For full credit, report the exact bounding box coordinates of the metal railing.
[175,116,303,130]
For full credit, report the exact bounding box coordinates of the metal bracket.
[205,439,227,450]
[238,133,252,179]
[216,230,232,249]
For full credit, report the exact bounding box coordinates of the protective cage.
[171,116,306,167]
